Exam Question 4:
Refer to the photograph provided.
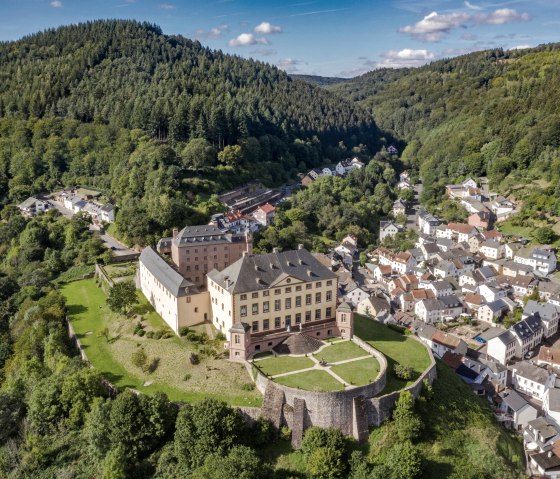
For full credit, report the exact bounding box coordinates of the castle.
[138,225,352,359]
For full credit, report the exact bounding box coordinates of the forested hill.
[0,20,392,245]
[290,74,347,87]
[327,44,560,217]
[0,20,379,148]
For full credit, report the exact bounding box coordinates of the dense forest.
[0,20,395,246]
[327,44,560,222]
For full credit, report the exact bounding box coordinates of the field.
[61,278,262,406]
[102,262,137,282]
[353,315,431,394]
[313,340,368,363]
[256,356,315,376]
[330,357,380,387]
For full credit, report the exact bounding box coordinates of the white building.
[515,247,557,275]
[511,362,554,401]
[487,330,517,365]
[379,221,402,242]
[524,300,560,339]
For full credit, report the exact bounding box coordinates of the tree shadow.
[108,334,121,344]
[67,304,88,315]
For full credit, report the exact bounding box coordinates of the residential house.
[478,283,508,303]
[505,242,522,260]
[539,281,560,301]
[321,167,334,176]
[511,361,554,400]
[356,296,389,317]
[424,279,454,298]
[388,145,399,155]
[511,315,545,359]
[491,196,516,222]
[18,197,48,217]
[345,286,370,307]
[301,174,315,187]
[487,331,517,365]
[415,295,462,323]
[379,220,402,242]
[480,239,504,260]
[528,446,560,478]
[447,223,479,243]
[515,247,557,275]
[335,235,358,258]
[308,168,321,180]
[525,417,560,453]
[496,274,537,299]
[468,211,492,230]
[464,293,484,314]
[392,251,416,274]
[417,209,441,236]
[414,322,467,358]
[372,264,392,284]
[392,199,406,217]
[496,389,538,431]
[544,388,560,429]
[335,159,352,176]
[420,242,440,261]
[434,260,458,279]
[524,300,560,338]
[502,260,534,277]
[538,347,560,369]
[252,203,276,227]
[477,298,516,324]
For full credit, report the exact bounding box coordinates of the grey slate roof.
[547,388,560,413]
[512,314,543,340]
[512,362,550,385]
[502,389,529,412]
[414,322,437,340]
[524,300,559,322]
[207,248,336,294]
[100,203,114,212]
[495,330,516,346]
[173,225,245,247]
[18,197,43,209]
[140,246,195,297]
[439,295,462,308]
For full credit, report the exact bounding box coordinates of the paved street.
[405,182,422,233]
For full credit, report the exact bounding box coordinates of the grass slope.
[61,278,262,406]
[331,357,380,387]
[313,340,368,363]
[256,356,315,377]
[274,370,344,392]
[354,315,431,394]
[369,362,525,478]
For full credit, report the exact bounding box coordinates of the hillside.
[328,44,560,221]
[290,74,348,87]
[0,20,391,245]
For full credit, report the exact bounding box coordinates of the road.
[405,182,423,233]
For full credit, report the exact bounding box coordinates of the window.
[195,265,199,271]
[305,311,311,322]
[240,306,247,317]
[296,285,302,292]
[326,307,332,318]
[306,283,312,290]
[252,321,259,332]
[315,309,321,320]
[195,257,198,261]
[214,263,218,269]
[285,315,291,326]
[295,313,301,324]
[263,301,269,313]
[340,313,346,322]
[296,296,302,307]
[285,287,292,293]
[263,319,269,330]
[240,294,247,301]
[326,291,332,302]
[186,266,191,272]
[306,294,312,305]
[263,291,270,297]
[315,293,321,303]
[252,304,259,315]
[327,280,332,286]
[252,292,259,299]
[275,289,281,295]
[234,335,240,344]
[275,317,281,328]
[285,298,292,309]
[187,297,191,303]
[316,282,322,288]
[274,300,281,311]
[195,307,198,313]
[194,249,198,253]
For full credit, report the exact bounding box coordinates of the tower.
[336,302,354,339]
[229,322,251,360]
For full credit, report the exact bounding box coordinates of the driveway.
[405,182,423,233]
[93,226,137,256]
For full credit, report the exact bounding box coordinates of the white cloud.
[464,1,482,10]
[250,48,278,56]
[378,48,436,68]
[228,33,269,47]
[399,11,470,42]
[475,8,530,25]
[254,21,282,34]
[50,0,62,7]
[277,58,303,73]
[159,3,175,10]
[399,8,530,42]
[194,24,229,40]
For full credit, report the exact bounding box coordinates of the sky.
[1,0,559,77]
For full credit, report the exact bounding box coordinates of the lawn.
[354,315,431,395]
[61,279,262,406]
[102,262,137,281]
[255,355,315,377]
[313,340,368,363]
[53,264,95,284]
[331,357,380,386]
[274,369,344,392]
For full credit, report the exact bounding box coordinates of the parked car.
[525,350,535,360]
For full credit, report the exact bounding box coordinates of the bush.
[189,353,200,365]
[183,373,192,381]
[394,363,414,380]
[200,346,217,358]
[137,329,145,337]
[216,332,226,341]
[153,330,163,340]
[199,332,209,344]
[241,382,255,391]
[146,331,154,339]
[179,326,190,337]
[280,426,292,441]
[186,331,199,342]
[131,348,148,371]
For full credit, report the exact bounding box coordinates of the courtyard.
[253,339,381,392]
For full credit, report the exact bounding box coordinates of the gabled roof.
[256,203,275,214]
[139,247,195,297]
[512,314,543,339]
[432,330,463,349]
[207,248,336,294]
[501,389,529,412]
[524,300,560,322]
[512,362,550,385]
[442,351,463,369]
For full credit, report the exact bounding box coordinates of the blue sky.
[1,0,559,77]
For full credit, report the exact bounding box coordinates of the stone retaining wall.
[95,263,114,292]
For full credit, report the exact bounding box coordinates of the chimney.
[273,247,279,253]
[172,228,178,239]
[298,243,304,250]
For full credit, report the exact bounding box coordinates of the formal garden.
[61,278,262,406]
[253,339,381,392]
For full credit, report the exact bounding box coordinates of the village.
[16,159,560,474]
